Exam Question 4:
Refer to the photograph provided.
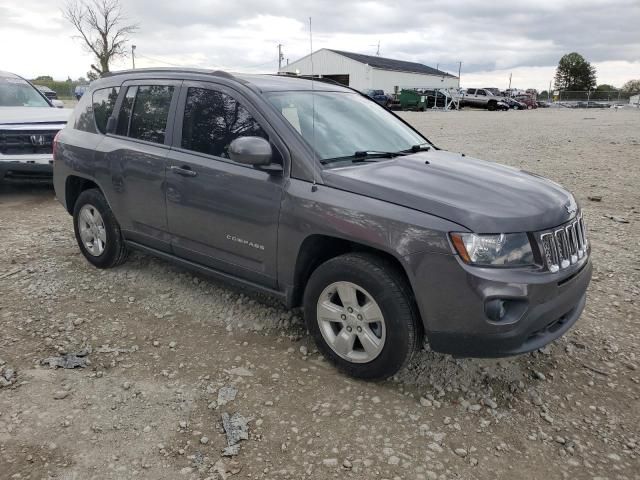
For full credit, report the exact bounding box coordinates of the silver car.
[0,71,72,180]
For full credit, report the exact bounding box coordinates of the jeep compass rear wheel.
[303,253,420,380]
[73,188,128,269]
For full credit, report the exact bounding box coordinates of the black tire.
[487,101,497,111]
[303,253,421,380]
[72,188,128,269]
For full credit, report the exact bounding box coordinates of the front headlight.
[449,232,534,267]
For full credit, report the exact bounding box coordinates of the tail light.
[53,130,61,163]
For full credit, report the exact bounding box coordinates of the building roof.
[327,49,457,78]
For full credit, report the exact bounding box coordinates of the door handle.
[170,165,198,177]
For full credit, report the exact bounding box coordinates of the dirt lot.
[1,108,639,480]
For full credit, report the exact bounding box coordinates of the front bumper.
[406,252,592,357]
[0,155,53,179]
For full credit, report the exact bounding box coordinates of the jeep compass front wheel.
[73,188,128,269]
[303,253,420,380]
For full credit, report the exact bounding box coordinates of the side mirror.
[105,116,117,134]
[51,99,64,108]
[228,136,272,166]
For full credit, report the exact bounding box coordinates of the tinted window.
[477,90,486,96]
[128,85,174,144]
[116,86,136,136]
[92,87,120,134]
[467,88,476,94]
[182,87,268,159]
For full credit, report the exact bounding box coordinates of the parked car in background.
[53,68,591,380]
[421,89,458,109]
[74,84,90,100]
[35,85,58,100]
[514,95,538,109]
[536,100,551,108]
[462,88,509,111]
[363,89,391,106]
[0,71,72,180]
[503,97,527,110]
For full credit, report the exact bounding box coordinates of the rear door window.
[181,87,268,159]
[467,88,476,95]
[129,85,174,144]
[92,87,120,134]
[116,85,174,144]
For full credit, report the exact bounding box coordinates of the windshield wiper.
[321,150,408,165]
[400,143,432,154]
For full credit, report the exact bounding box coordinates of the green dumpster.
[399,89,428,111]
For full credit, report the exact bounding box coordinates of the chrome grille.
[0,129,57,155]
[539,214,588,272]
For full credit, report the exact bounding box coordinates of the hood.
[323,150,576,233]
[0,107,73,126]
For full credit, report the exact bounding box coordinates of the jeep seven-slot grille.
[0,129,57,155]
[539,214,588,272]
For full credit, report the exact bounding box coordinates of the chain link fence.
[546,90,640,108]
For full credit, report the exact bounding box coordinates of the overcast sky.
[1,0,639,91]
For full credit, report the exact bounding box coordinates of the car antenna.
[309,16,318,193]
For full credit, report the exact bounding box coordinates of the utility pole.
[376,40,380,56]
[277,44,284,71]
[131,45,136,69]
[548,79,552,102]
[508,72,512,90]
[458,61,462,88]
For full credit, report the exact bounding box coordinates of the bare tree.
[63,0,138,76]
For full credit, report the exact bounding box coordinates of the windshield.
[266,91,426,162]
[0,76,50,107]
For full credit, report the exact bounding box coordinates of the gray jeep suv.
[53,68,592,379]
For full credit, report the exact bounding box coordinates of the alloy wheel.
[316,281,386,363]
[78,204,106,256]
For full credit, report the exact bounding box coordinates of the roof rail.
[101,67,236,79]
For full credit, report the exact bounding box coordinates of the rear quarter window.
[92,87,120,134]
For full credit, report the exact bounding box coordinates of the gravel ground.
[1,108,639,480]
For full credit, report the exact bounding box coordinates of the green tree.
[63,0,138,76]
[554,52,597,91]
[596,84,617,91]
[621,79,640,92]
[34,75,54,82]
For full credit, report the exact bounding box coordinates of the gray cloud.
[120,0,639,74]
[2,0,638,79]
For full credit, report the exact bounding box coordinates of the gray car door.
[96,79,180,252]
[165,81,287,288]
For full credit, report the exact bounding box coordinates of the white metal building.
[279,49,459,93]
[630,94,640,106]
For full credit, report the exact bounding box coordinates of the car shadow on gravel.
[0,179,54,202]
